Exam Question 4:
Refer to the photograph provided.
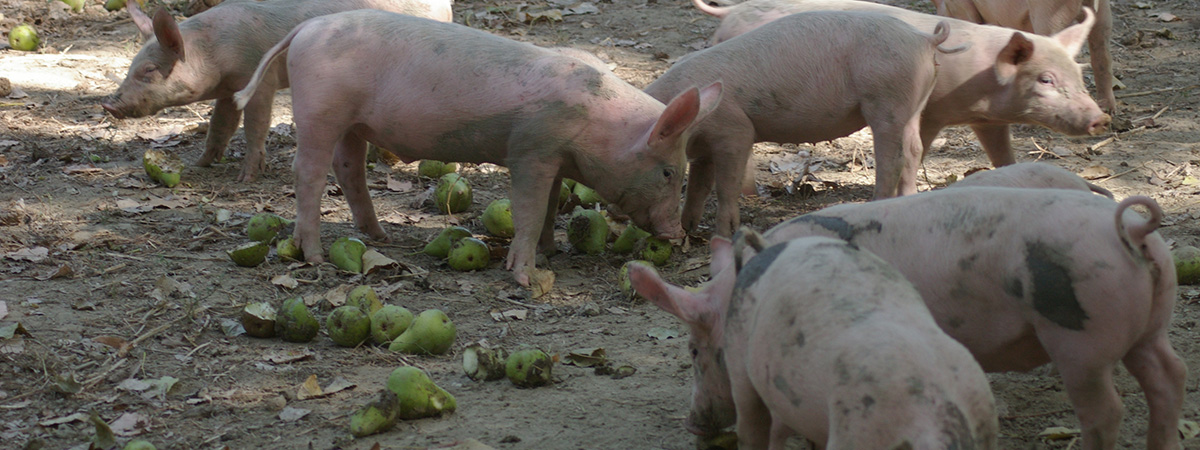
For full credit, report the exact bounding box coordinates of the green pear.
[1174,245,1200,285]
[346,285,383,315]
[572,182,604,207]
[434,173,472,214]
[370,305,413,345]
[60,0,84,12]
[618,260,654,298]
[329,237,366,273]
[506,348,553,388]
[640,236,673,266]
[389,309,456,355]
[462,344,508,381]
[8,24,39,51]
[482,199,515,238]
[104,0,127,11]
[423,226,473,258]
[122,439,157,450]
[418,160,459,178]
[563,178,578,191]
[326,306,371,347]
[386,366,457,419]
[246,213,291,243]
[142,149,183,187]
[349,390,400,438]
[558,182,572,209]
[567,208,608,255]
[612,224,651,254]
[696,431,739,450]
[241,302,277,338]
[447,237,490,271]
[275,297,319,343]
[276,236,303,261]
[227,241,269,267]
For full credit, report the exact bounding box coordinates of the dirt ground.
[0,0,1198,448]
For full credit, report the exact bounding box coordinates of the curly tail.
[691,0,731,18]
[233,21,305,110]
[732,225,768,272]
[1115,196,1163,256]
[931,21,970,54]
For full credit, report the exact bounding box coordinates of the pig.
[101,0,454,182]
[747,188,1185,450]
[686,0,1111,229]
[232,10,722,287]
[931,0,1115,113]
[644,11,958,236]
[949,161,1113,197]
[629,235,999,449]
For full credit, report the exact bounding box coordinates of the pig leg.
[1122,334,1187,449]
[868,108,925,198]
[1087,0,1115,113]
[236,84,280,183]
[970,124,1017,167]
[731,377,772,449]
[197,97,242,168]
[505,159,561,286]
[1056,361,1123,450]
[708,132,755,236]
[682,147,716,234]
[539,176,563,256]
[292,134,337,263]
[331,134,387,241]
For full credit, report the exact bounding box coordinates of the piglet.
[931,0,1115,113]
[949,162,1113,197]
[233,11,722,287]
[688,0,1110,216]
[754,188,1185,450]
[101,0,453,182]
[645,11,958,235]
[630,235,998,449]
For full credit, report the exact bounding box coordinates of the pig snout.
[1088,113,1112,135]
[101,101,126,119]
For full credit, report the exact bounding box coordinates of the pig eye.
[1037,74,1055,86]
[662,167,676,180]
[138,65,161,83]
[690,348,699,358]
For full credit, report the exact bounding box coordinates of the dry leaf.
[323,377,357,395]
[264,349,315,364]
[93,335,130,351]
[278,406,310,422]
[324,284,355,308]
[90,411,117,450]
[362,249,402,274]
[0,322,30,339]
[503,309,527,320]
[38,412,88,427]
[528,268,555,298]
[564,348,607,367]
[62,164,103,175]
[5,246,48,262]
[271,274,299,289]
[297,374,323,400]
[0,301,7,320]
[387,176,413,192]
[1037,426,1080,441]
[38,264,74,281]
[1180,419,1200,440]
[109,412,149,436]
[1078,165,1113,180]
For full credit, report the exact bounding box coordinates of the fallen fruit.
[241,302,277,338]
[275,297,319,343]
[60,0,85,12]
[327,305,372,347]
[447,237,489,271]
[389,309,456,355]
[349,390,400,438]
[142,149,183,187]
[386,366,457,419]
[434,173,472,214]
[246,212,291,243]
[572,182,604,207]
[418,160,458,178]
[104,0,127,11]
[618,260,654,298]
[370,305,413,345]
[567,208,608,255]
[640,236,673,266]
[227,241,269,267]
[276,236,303,261]
[462,344,508,381]
[506,348,553,388]
[423,226,473,258]
[482,199,515,238]
[696,431,739,450]
[612,224,651,254]
[329,237,367,273]
[346,285,383,315]
[8,24,39,51]
[1174,245,1200,285]
[122,439,157,450]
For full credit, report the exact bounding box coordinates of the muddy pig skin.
[949,162,1113,197]
[751,188,1185,450]
[629,236,998,449]
[101,0,453,182]
[688,0,1110,210]
[644,11,956,236]
[931,0,1115,113]
[232,11,722,287]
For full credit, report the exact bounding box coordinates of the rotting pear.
[422,226,473,258]
[241,302,277,338]
[329,237,367,273]
[612,224,651,254]
[506,348,553,388]
[567,208,608,255]
[418,160,458,178]
[142,149,183,188]
[346,285,383,315]
[463,344,509,381]
[639,236,672,266]
[276,236,303,261]
[386,366,457,419]
[1174,245,1200,285]
[572,182,604,207]
[482,199,515,238]
[246,212,291,243]
[370,305,414,345]
[447,238,490,271]
[434,173,472,214]
[389,309,456,355]
[227,241,269,267]
[275,297,319,343]
[349,390,401,438]
[327,305,372,347]
[8,24,39,51]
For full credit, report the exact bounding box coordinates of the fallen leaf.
[0,322,30,339]
[109,412,148,436]
[564,348,607,367]
[1151,11,1178,21]
[324,377,357,395]
[37,264,73,281]
[279,406,310,422]
[1134,1,1153,8]
[1180,419,1200,440]
[93,335,130,352]
[271,274,299,289]
[143,376,179,399]
[363,249,402,274]
[528,268,555,298]
[38,412,88,427]
[0,301,6,320]
[1078,165,1113,180]
[117,378,152,392]
[647,327,679,340]
[5,246,49,262]
[220,318,245,337]
[1037,426,1080,441]
[90,411,117,450]
[62,164,103,175]
[264,349,314,364]
[502,309,527,321]
[387,177,413,192]
[324,284,355,308]
[1182,176,1198,186]
[297,374,324,400]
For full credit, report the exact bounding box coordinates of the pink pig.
[753,188,1185,450]
[101,0,453,182]
[233,10,722,286]
[931,0,1115,112]
[950,161,1113,197]
[644,11,958,235]
[630,235,998,448]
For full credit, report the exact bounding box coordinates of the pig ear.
[629,263,711,325]
[128,0,154,40]
[1051,7,1094,57]
[994,32,1034,85]
[646,81,723,150]
[152,8,186,62]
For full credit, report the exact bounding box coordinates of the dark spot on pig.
[835,357,851,386]
[1026,241,1088,330]
[783,215,882,243]
[957,254,979,271]
[795,330,805,348]
[938,402,975,450]
[906,377,925,398]
[861,395,875,411]
[890,442,914,450]
[1004,277,1024,299]
[733,242,787,292]
[773,375,802,407]
[945,316,964,330]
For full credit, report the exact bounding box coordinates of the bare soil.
[1,0,1199,449]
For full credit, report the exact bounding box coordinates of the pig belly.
[751,110,868,145]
